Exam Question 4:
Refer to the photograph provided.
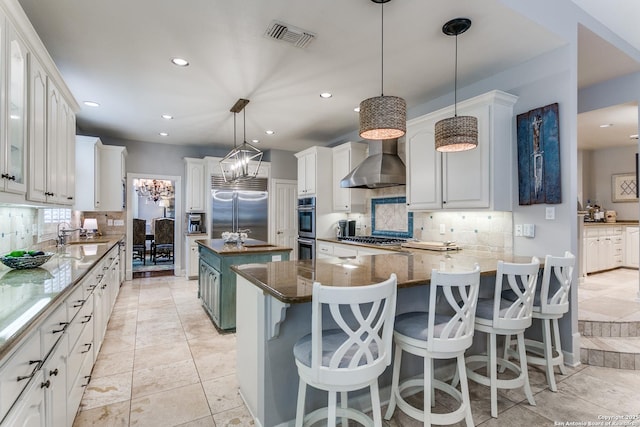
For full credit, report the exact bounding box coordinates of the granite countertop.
[196,238,292,255]
[232,250,536,304]
[0,236,123,359]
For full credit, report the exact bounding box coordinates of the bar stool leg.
[370,382,382,427]
[328,391,337,427]
[542,318,557,392]
[340,392,348,427]
[384,344,402,420]
[553,318,567,375]
[500,334,512,373]
[517,332,536,406]
[457,354,474,427]
[424,354,432,427]
[295,379,306,427]
[489,332,498,418]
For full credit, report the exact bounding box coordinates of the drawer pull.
[82,375,92,387]
[52,322,69,334]
[103,266,109,271]
[49,369,59,376]
[17,360,42,381]
[41,380,50,389]
[81,315,93,324]
[81,343,92,353]
[73,300,86,308]
[96,274,104,280]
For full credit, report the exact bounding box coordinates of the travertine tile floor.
[73,275,640,426]
[578,268,640,322]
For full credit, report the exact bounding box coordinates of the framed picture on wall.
[611,173,638,202]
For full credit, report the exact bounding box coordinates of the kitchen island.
[232,250,536,427]
[196,238,291,332]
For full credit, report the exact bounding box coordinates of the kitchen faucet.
[57,222,83,246]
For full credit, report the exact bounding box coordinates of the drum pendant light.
[359,0,406,140]
[435,18,478,152]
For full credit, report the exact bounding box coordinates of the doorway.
[126,173,183,280]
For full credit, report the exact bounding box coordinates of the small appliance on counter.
[337,220,357,238]
[605,210,617,223]
[187,213,204,233]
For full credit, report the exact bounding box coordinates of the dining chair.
[502,251,575,391]
[464,257,540,418]
[132,218,146,265]
[293,274,397,427]
[384,265,481,426]
[152,218,174,263]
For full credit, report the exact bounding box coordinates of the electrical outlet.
[439,224,446,235]
[107,219,114,226]
[272,255,282,262]
[545,207,555,220]
[515,224,523,237]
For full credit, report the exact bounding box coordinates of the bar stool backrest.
[310,274,397,387]
[427,265,481,354]
[492,257,540,330]
[539,251,575,315]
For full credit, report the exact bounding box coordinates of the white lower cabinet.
[584,226,623,273]
[0,243,120,427]
[186,235,203,279]
[625,227,639,268]
[316,241,395,259]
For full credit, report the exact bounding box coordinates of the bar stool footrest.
[466,354,527,390]
[392,377,469,425]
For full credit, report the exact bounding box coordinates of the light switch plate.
[523,224,536,238]
[114,219,124,226]
[515,224,523,237]
[439,224,446,235]
[545,207,555,220]
[272,255,282,262]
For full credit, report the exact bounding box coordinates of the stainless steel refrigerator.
[211,176,269,242]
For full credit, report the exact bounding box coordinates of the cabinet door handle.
[82,375,92,387]
[49,368,59,376]
[40,380,50,389]
[81,315,93,324]
[17,360,42,381]
[73,299,86,308]
[52,322,69,334]
[67,196,74,200]
[81,343,92,353]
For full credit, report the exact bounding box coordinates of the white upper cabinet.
[406,90,518,211]
[332,142,366,213]
[185,158,205,212]
[295,146,332,201]
[75,136,126,211]
[0,19,28,195]
[0,0,79,206]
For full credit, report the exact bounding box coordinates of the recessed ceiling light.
[161,114,173,120]
[265,130,275,135]
[320,92,332,99]
[599,123,613,128]
[354,107,360,113]
[84,101,100,107]
[631,134,639,139]
[171,57,189,67]
[252,139,259,144]
[159,132,169,136]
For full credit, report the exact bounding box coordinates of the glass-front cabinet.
[0,16,28,195]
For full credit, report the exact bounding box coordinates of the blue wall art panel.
[517,103,561,205]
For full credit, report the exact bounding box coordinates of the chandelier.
[134,179,174,203]
[220,98,263,182]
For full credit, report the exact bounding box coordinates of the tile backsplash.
[0,206,127,254]
[348,186,513,254]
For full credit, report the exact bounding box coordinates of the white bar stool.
[502,251,575,391]
[293,274,397,427]
[384,265,481,426]
[464,257,540,418]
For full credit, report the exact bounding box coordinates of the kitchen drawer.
[317,242,333,256]
[66,283,87,320]
[67,313,94,396]
[67,294,93,352]
[199,246,221,270]
[40,302,68,358]
[67,343,94,424]
[585,228,600,238]
[0,331,42,421]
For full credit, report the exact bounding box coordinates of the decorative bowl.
[221,232,248,244]
[0,252,54,270]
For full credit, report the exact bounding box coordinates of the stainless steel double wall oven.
[297,197,316,260]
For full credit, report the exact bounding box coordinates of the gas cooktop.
[338,236,407,246]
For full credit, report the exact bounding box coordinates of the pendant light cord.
[243,109,246,143]
[454,32,458,117]
[233,112,237,149]
[380,1,384,96]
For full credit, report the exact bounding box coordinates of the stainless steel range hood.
[340,139,405,189]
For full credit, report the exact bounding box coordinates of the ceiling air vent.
[265,21,316,48]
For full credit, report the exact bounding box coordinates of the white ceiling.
[15,0,640,153]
